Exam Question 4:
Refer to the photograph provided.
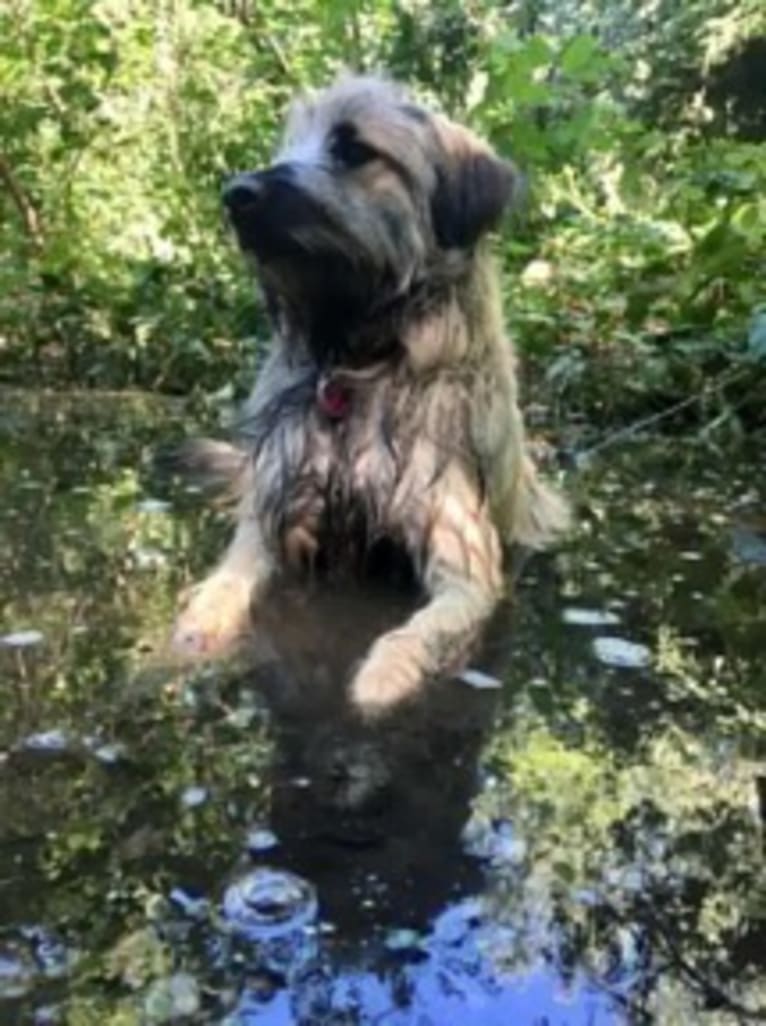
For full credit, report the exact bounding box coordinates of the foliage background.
[1,7,766,1021]
[1,0,764,423]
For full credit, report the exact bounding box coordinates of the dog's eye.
[330,123,378,170]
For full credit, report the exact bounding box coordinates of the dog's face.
[224,76,515,356]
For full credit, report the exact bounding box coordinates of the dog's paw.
[350,633,427,718]
[171,574,253,659]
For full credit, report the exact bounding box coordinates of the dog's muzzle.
[223,165,327,258]
[223,166,290,214]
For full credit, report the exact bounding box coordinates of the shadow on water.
[0,388,764,1025]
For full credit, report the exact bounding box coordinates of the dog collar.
[317,374,352,420]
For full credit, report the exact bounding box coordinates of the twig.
[218,1,293,80]
[644,904,766,1022]
[0,153,44,249]
[250,4,292,80]
[577,365,751,461]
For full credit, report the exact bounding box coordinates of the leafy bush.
[0,0,764,418]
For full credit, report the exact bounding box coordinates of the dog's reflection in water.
[242,571,506,933]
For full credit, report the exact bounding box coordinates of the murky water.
[1,389,764,1026]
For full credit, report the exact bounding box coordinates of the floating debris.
[143,971,200,1023]
[19,925,75,980]
[169,888,209,921]
[106,927,170,989]
[384,928,425,954]
[731,524,766,567]
[0,943,36,999]
[131,546,168,570]
[31,1006,61,1026]
[457,668,502,690]
[136,498,172,514]
[225,706,257,730]
[180,786,208,809]
[1,629,44,648]
[462,816,527,866]
[246,828,279,854]
[562,607,620,627]
[89,741,126,766]
[15,730,71,755]
[592,636,651,669]
[11,731,126,766]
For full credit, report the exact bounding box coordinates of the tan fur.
[172,74,569,713]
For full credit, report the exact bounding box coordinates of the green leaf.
[560,34,598,77]
[731,201,764,240]
[522,34,553,69]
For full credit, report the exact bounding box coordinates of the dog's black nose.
[223,165,296,215]
[222,173,264,213]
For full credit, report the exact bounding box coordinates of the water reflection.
[0,389,765,1025]
[244,584,497,935]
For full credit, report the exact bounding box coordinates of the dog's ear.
[431,120,517,249]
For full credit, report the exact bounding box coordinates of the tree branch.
[217,0,294,81]
[0,154,44,249]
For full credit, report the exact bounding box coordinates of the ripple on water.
[223,869,318,940]
[222,870,319,982]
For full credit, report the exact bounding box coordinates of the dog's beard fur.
[172,74,569,716]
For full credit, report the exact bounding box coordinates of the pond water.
[0,389,764,1026]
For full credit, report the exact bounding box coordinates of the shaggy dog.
[171,75,568,714]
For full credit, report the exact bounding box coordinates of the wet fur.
[172,75,569,713]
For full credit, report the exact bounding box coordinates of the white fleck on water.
[180,786,208,808]
[457,668,502,689]
[246,828,279,853]
[562,607,621,627]
[592,636,651,669]
[136,498,171,514]
[17,729,70,753]
[1,630,44,648]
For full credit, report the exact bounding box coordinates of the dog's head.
[224,75,516,360]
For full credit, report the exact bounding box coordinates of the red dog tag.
[317,376,352,420]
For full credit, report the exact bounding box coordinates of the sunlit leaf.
[560,34,599,77]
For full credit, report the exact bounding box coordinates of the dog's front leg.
[350,480,503,715]
[172,502,276,658]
